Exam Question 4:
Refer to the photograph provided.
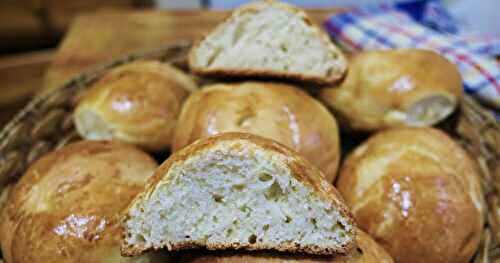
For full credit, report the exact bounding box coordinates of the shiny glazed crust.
[319,49,462,131]
[188,0,347,85]
[73,60,196,151]
[172,82,341,182]
[336,128,483,263]
[179,229,393,263]
[122,132,355,256]
[0,141,160,263]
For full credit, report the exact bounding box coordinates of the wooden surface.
[0,50,53,127]
[43,8,342,92]
[0,0,145,52]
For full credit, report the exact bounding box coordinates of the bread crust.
[122,132,355,257]
[172,81,341,182]
[0,141,160,263]
[336,128,483,263]
[319,49,462,131]
[73,60,196,151]
[188,0,347,85]
[179,229,393,263]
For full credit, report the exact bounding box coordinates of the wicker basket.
[0,42,498,262]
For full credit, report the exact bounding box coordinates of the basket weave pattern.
[0,43,498,262]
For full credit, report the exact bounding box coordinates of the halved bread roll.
[319,49,462,131]
[188,0,347,84]
[121,133,355,257]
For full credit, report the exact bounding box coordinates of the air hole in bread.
[258,173,273,182]
[135,234,146,243]
[311,218,317,227]
[232,20,247,45]
[248,234,257,244]
[280,43,288,52]
[206,47,223,67]
[331,222,342,231]
[265,181,284,201]
[212,194,224,203]
[232,184,246,191]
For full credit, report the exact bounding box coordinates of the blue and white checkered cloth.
[324,3,500,112]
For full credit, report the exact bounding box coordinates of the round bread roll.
[172,82,341,182]
[74,60,197,151]
[0,141,167,263]
[180,230,393,263]
[319,49,462,131]
[336,128,483,263]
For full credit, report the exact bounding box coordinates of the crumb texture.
[123,139,352,255]
[190,1,345,82]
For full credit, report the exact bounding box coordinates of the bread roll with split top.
[173,82,341,182]
[336,128,483,263]
[0,141,170,263]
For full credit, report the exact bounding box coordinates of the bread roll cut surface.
[122,133,355,256]
[188,0,346,84]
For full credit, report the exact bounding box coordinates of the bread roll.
[180,229,393,263]
[122,132,355,257]
[73,60,197,151]
[173,82,340,182]
[0,141,169,263]
[336,128,483,263]
[189,0,346,84]
[320,49,462,131]
[0,184,10,222]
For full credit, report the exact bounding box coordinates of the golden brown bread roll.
[73,60,197,151]
[336,128,483,263]
[0,185,10,221]
[172,82,341,182]
[0,141,168,263]
[319,49,462,131]
[180,229,393,263]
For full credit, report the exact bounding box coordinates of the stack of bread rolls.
[0,1,484,263]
